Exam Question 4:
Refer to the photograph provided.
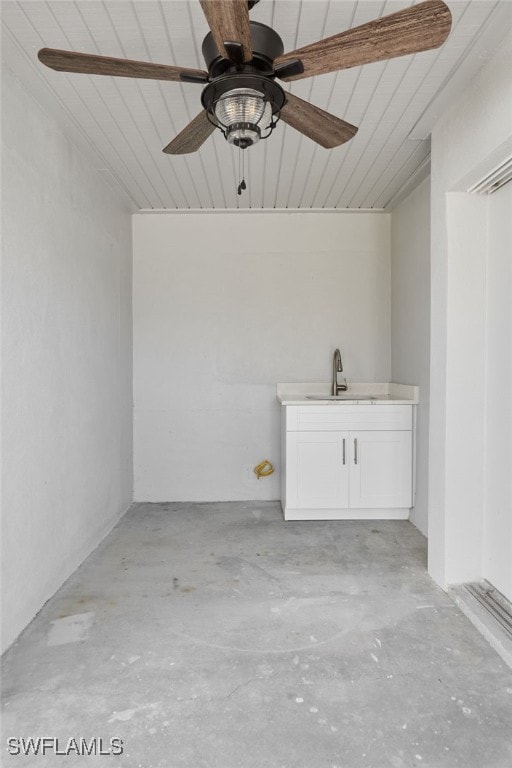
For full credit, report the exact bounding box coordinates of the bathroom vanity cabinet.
[280,403,415,521]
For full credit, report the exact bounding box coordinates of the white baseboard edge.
[282,507,410,521]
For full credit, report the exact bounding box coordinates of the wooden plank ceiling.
[2,1,511,210]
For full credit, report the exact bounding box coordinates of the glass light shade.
[214,88,272,146]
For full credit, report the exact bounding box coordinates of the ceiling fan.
[38,0,451,157]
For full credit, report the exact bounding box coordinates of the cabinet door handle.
[354,438,358,465]
[342,438,346,465]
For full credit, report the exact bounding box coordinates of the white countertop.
[277,382,419,405]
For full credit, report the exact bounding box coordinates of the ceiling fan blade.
[274,0,452,81]
[199,0,252,63]
[38,48,208,83]
[280,93,358,149]
[162,111,216,155]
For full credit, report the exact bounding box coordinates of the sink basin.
[306,394,377,401]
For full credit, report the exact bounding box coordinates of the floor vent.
[464,581,512,639]
[467,156,512,195]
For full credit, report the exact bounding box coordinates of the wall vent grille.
[467,156,512,195]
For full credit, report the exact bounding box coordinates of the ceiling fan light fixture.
[202,74,286,150]
[214,88,272,148]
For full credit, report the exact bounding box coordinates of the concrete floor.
[2,502,512,768]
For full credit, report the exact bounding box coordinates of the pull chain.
[237,145,247,196]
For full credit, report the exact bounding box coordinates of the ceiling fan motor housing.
[202,21,284,77]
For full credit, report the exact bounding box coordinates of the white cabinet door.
[294,431,349,509]
[349,431,412,509]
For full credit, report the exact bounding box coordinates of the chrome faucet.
[332,348,347,395]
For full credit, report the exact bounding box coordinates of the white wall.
[391,178,430,536]
[133,212,391,502]
[429,31,512,588]
[1,65,133,652]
